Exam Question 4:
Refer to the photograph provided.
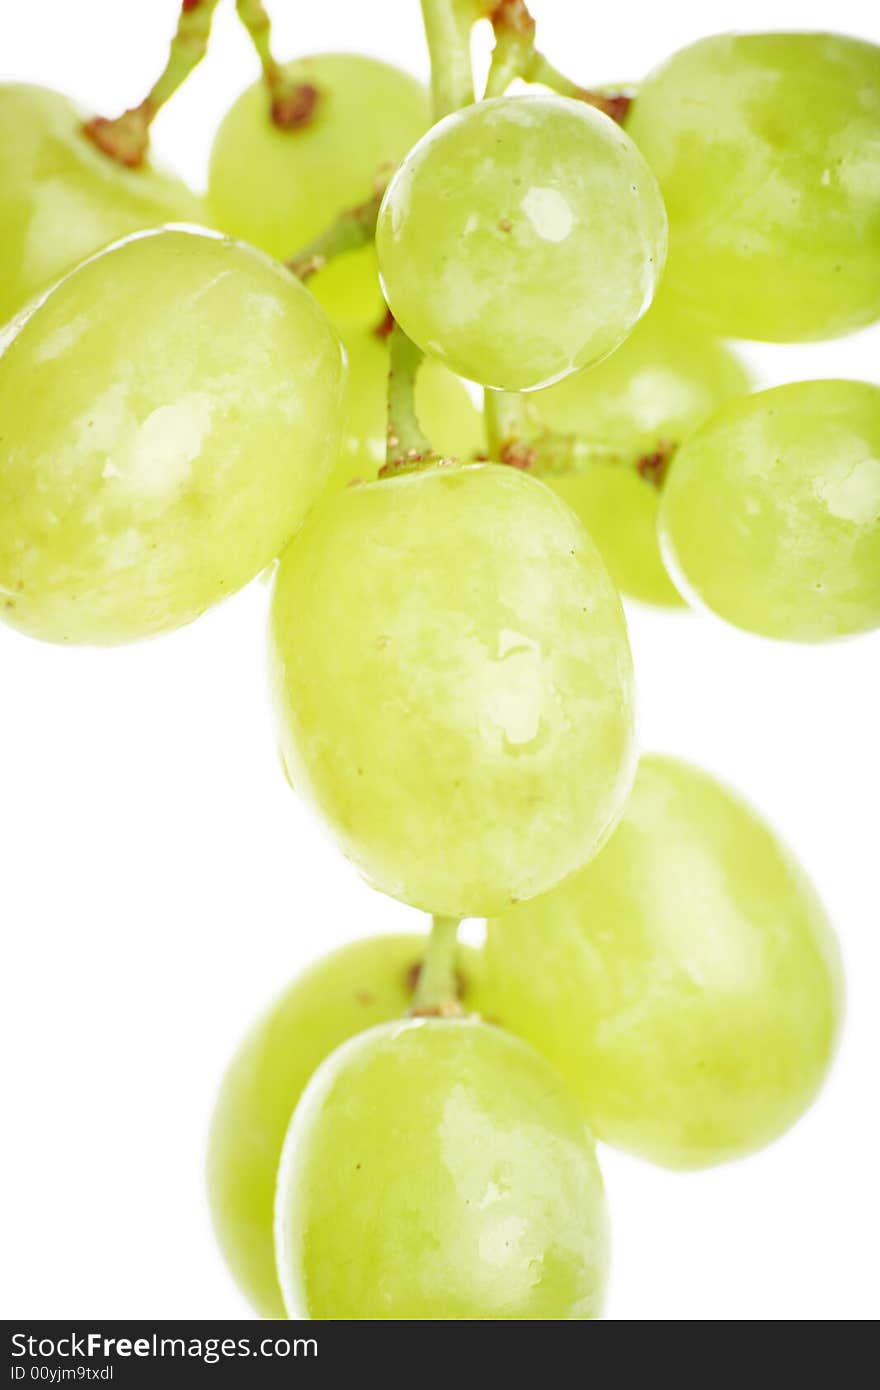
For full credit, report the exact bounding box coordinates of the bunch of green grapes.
[0,227,344,644]
[627,32,880,341]
[0,84,206,325]
[2,0,872,1326]
[532,298,751,606]
[208,54,430,325]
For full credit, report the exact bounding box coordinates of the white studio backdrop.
[0,0,877,1321]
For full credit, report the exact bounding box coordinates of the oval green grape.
[207,934,484,1319]
[659,379,880,641]
[627,33,880,341]
[275,1018,609,1320]
[208,54,430,325]
[0,83,205,326]
[376,95,667,390]
[269,463,636,917]
[0,227,345,645]
[329,324,483,491]
[484,755,844,1169]
[533,300,751,606]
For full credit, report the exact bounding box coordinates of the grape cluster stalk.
[1,0,877,1321]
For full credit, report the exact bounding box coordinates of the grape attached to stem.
[627,32,880,341]
[484,755,844,1169]
[0,227,345,645]
[207,934,484,1318]
[269,462,635,917]
[275,1018,609,1319]
[659,380,880,641]
[376,94,667,390]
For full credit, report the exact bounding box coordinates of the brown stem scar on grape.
[270,82,320,131]
[499,440,537,470]
[636,439,676,488]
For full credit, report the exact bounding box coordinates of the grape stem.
[483,0,633,123]
[420,0,476,120]
[286,183,386,280]
[375,1,477,480]
[485,391,676,486]
[235,0,321,129]
[411,917,464,1017]
[83,0,221,168]
[382,322,446,475]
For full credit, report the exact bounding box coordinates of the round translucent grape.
[275,1018,609,1319]
[207,934,484,1319]
[534,300,750,606]
[0,84,205,326]
[208,54,430,325]
[329,325,483,491]
[376,95,667,391]
[659,380,880,642]
[269,463,635,917]
[0,228,345,645]
[627,33,880,341]
[484,755,844,1169]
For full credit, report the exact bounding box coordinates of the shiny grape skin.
[276,1018,609,1320]
[484,755,844,1169]
[0,83,206,326]
[0,227,345,645]
[269,463,636,918]
[377,95,667,391]
[628,33,880,341]
[207,934,485,1318]
[659,380,880,641]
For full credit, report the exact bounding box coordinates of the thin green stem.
[485,389,531,456]
[379,2,476,481]
[411,917,463,1016]
[83,0,221,168]
[235,0,320,128]
[383,323,436,471]
[286,184,385,280]
[526,52,634,123]
[484,0,534,98]
[486,389,676,486]
[420,0,476,120]
[235,0,282,89]
[483,1,632,123]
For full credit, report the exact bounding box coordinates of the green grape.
[546,468,681,610]
[208,54,430,325]
[269,463,635,917]
[376,95,667,391]
[0,227,345,645]
[534,301,751,606]
[207,934,485,1319]
[308,247,386,328]
[627,33,880,341]
[329,325,484,491]
[659,380,880,642]
[275,1018,609,1319]
[0,84,205,326]
[484,755,844,1170]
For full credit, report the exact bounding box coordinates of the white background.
[0,0,877,1321]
